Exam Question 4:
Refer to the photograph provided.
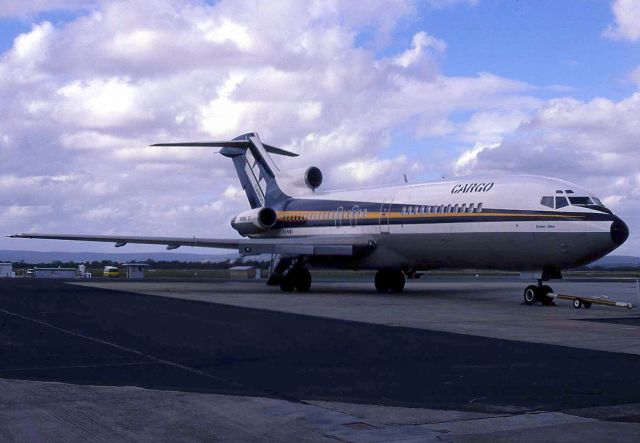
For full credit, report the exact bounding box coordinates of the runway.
[1,278,639,442]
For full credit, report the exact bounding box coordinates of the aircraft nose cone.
[610,217,629,246]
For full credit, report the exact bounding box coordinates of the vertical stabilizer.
[220,133,291,209]
[152,133,295,209]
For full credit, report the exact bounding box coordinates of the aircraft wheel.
[375,270,389,293]
[523,285,538,305]
[280,271,295,292]
[295,268,312,292]
[573,298,582,309]
[389,271,405,293]
[583,301,592,309]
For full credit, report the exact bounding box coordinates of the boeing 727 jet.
[10,132,629,304]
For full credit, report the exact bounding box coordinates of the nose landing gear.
[523,282,555,306]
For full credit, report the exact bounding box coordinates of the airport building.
[122,263,149,279]
[33,268,77,279]
[229,266,259,280]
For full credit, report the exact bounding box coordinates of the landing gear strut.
[374,269,405,293]
[523,281,554,306]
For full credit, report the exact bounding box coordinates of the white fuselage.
[256,175,626,272]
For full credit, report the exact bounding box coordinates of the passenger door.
[379,198,394,234]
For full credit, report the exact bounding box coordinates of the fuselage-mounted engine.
[231,207,278,236]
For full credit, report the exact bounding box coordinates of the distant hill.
[0,249,636,268]
[588,255,640,268]
[0,250,240,263]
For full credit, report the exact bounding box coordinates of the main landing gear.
[523,282,555,306]
[280,267,311,292]
[374,269,405,293]
[267,257,312,292]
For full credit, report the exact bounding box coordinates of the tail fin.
[152,132,295,209]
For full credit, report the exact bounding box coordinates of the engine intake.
[231,207,278,236]
[304,166,323,190]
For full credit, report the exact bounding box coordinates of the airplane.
[10,132,629,304]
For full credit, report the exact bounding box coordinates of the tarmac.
[1,277,639,442]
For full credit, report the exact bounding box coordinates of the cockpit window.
[592,197,603,206]
[568,196,593,206]
[541,196,554,208]
[555,196,569,209]
[565,190,574,194]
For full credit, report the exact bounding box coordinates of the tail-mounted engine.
[279,166,323,192]
[231,207,278,236]
[304,166,323,190]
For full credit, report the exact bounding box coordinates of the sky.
[0,0,638,255]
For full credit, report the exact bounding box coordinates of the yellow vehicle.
[103,266,120,277]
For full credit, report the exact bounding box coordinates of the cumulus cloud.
[0,1,98,18]
[2,0,636,256]
[1,0,525,251]
[603,0,640,41]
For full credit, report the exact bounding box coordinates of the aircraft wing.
[9,233,377,257]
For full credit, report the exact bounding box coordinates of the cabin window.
[555,197,569,209]
[363,209,368,217]
[401,206,406,215]
[468,203,475,213]
[477,203,483,213]
[460,203,467,213]
[452,204,459,213]
[541,196,554,208]
[414,206,420,214]
[568,196,593,206]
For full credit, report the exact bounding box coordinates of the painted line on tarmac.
[0,307,299,402]
[0,361,157,373]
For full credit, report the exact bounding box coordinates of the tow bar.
[545,279,639,310]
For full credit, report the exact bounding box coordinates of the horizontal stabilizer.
[151,141,299,157]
